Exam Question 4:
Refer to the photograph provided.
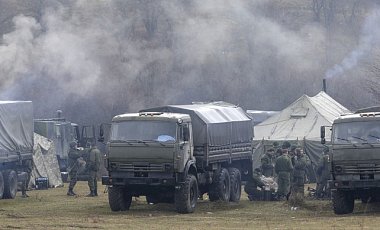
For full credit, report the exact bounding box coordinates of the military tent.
[30,133,63,188]
[252,91,350,178]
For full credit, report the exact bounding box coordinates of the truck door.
[176,123,192,173]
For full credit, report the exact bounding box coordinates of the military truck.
[102,102,254,213]
[34,111,97,180]
[0,101,34,199]
[321,109,380,214]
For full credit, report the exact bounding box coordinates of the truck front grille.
[117,163,165,172]
[340,164,380,174]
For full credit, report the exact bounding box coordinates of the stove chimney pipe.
[323,79,327,93]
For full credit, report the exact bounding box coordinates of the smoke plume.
[325,8,380,79]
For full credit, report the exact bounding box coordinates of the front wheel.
[332,190,354,214]
[175,174,198,214]
[108,186,132,211]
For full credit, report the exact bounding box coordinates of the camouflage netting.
[30,133,63,188]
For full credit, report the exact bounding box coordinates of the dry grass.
[1,183,380,229]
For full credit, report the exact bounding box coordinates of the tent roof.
[254,91,351,141]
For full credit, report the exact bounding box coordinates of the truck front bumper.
[102,171,176,186]
[330,179,380,190]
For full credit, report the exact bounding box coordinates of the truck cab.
[323,112,380,214]
[103,112,196,212]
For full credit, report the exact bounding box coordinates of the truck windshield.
[110,121,177,142]
[333,121,380,144]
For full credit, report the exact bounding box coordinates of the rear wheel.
[228,168,241,202]
[108,186,132,211]
[209,168,230,202]
[0,172,4,199]
[175,174,198,213]
[3,170,17,199]
[332,190,354,214]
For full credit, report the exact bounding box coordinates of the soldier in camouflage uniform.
[275,148,293,200]
[67,141,81,196]
[316,146,330,198]
[21,159,33,198]
[292,148,307,196]
[261,148,275,177]
[244,168,266,201]
[86,141,101,197]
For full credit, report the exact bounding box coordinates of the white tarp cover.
[0,101,33,164]
[30,133,63,188]
[254,91,350,141]
[141,102,253,147]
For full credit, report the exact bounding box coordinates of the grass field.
[1,182,380,230]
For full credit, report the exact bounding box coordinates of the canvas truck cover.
[0,101,34,163]
[141,102,253,147]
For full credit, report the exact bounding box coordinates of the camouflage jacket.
[67,148,81,172]
[261,153,274,170]
[293,155,307,178]
[275,154,293,174]
[87,147,101,171]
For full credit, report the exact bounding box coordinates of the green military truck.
[321,108,380,214]
[102,102,254,213]
[0,101,34,199]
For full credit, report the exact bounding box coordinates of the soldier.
[291,148,307,196]
[275,148,293,200]
[86,141,101,197]
[316,146,330,198]
[21,159,33,198]
[244,168,266,201]
[261,148,275,177]
[67,141,81,196]
[289,145,297,166]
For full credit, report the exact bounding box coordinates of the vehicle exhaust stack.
[323,79,327,93]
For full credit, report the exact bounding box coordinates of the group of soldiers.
[67,141,102,197]
[245,141,330,202]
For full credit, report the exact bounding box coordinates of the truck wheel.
[3,170,17,199]
[0,172,4,199]
[108,186,132,211]
[332,190,354,214]
[209,168,230,202]
[175,174,198,213]
[228,168,241,202]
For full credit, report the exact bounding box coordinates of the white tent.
[255,91,350,141]
[252,92,350,181]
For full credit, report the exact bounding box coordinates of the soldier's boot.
[67,188,76,196]
[21,190,29,198]
[94,188,98,196]
[86,190,96,197]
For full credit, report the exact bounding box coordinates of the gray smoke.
[325,8,380,79]
[0,0,328,124]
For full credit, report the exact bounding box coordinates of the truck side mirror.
[321,126,326,144]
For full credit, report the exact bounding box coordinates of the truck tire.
[0,172,4,199]
[209,168,230,202]
[3,170,17,199]
[175,174,198,213]
[228,168,241,202]
[332,190,354,214]
[108,186,132,211]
